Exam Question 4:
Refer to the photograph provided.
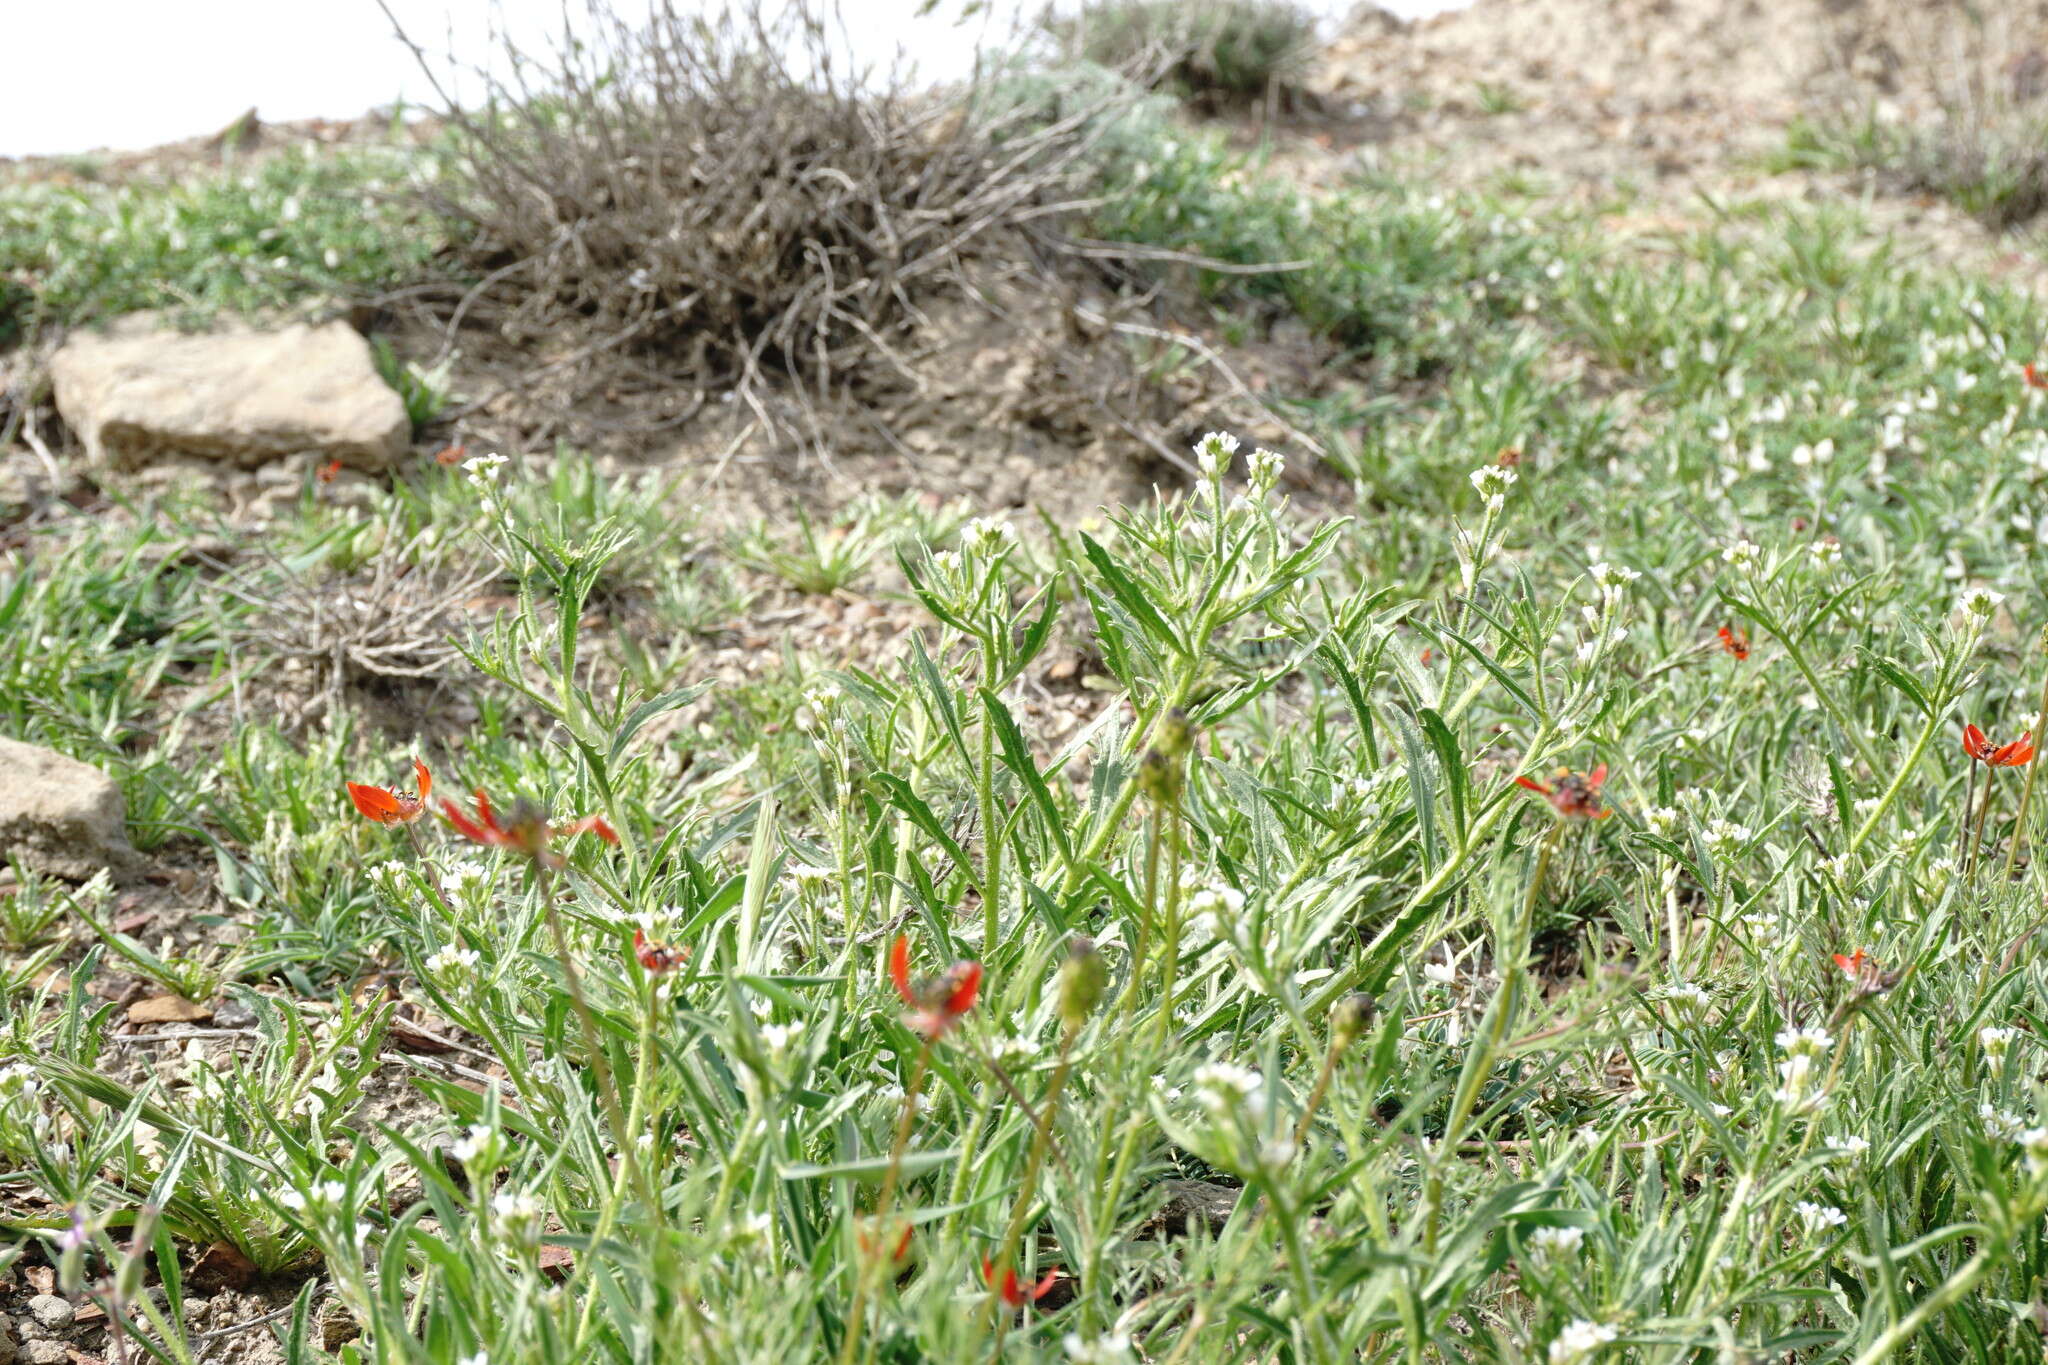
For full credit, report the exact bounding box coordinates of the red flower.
[316,458,343,484]
[858,1222,914,1265]
[632,926,688,974]
[887,934,982,1038]
[434,442,467,466]
[1716,626,1750,661]
[347,759,432,825]
[982,1257,1058,1309]
[2025,364,2047,390]
[442,790,620,866]
[1833,948,1898,996]
[1962,723,2035,768]
[1513,764,1612,820]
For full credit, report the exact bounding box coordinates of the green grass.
[0,143,445,343]
[13,72,2048,1365]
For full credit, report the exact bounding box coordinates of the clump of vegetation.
[1057,0,1317,103]
[1778,12,2048,227]
[396,1,1133,447]
[0,144,439,339]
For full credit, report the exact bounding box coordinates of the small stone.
[26,1297,69,1330]
[127,995,213,1026]
[0,739,136,881]
[50,312,409,472]
[23,1340,65,1365]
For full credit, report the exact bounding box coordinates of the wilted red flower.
[442,790,620,866]
[1495,446,1522,468]
[434,442,467,466]
[857,1221,914,1265]
[888,934,982,1038]
[1962,723,2035,768]
[1717,626,1750,661]
[632,926,688,974]
[347,759,432,825]
[1833,948,1899,995]
[982,1257,1058,1309]
[1513,764,1612,820]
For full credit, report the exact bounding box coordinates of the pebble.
[24,1341,66,1365]
[25,1297,69,1330]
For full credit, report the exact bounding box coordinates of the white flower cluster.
[1195,431,1239,479]
[2021,1127,2048,1176]
[1192,1062,1266,1122]
[440,859,493,899]
[1793,1200,1847,1232]
[1525,1224,1586,1268]
[1773,1025,1833,1112]
[1983,1103,2030,1141]
[1958,587,2004,621]
[1246,446,1285,491]
[1701,819,1752,857]
[1186,882,1245,942]
[1063,1332,1136,1364]
[960,516,1019,559]
[462,452,509,489]
[1547,1319,1619,1364]
[425,944,481,980]
[1587,561,1640,598]
[275,1179,348,1215]
[1469,464,1518,513]
[449,1124,498,1168]
[489,1190,545,1250]
[1980,1026,2019,1060]
[1721,538,1763,569]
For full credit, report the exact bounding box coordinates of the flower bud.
[1332,992,1377,1044]
[1058,937,1107,1032]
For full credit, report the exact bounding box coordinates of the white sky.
[1,0,1459,160]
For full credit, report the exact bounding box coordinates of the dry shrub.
[1822,2,2048,227]
[389,0,1136,448]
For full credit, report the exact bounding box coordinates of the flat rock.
[50,313,408,471]
[0,738,136,880]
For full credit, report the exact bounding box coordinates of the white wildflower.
[1793,1200,1847,1232]
[1979,1026,2019,1060]
[1548,1319,1619,1365]
[462,452,509,488]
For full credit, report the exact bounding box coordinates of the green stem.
[2004,644,2048,882]
[1849,703,1947,857]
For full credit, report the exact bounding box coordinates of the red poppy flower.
[887,934,982,1038]
[982,1257,1058,1309]
[442,790,620,866]
[1513,764,1612,819]
[347,759,432,825]
[1962,723,2035,768]
[632,926,687,974]
[1717,626,1750,661]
